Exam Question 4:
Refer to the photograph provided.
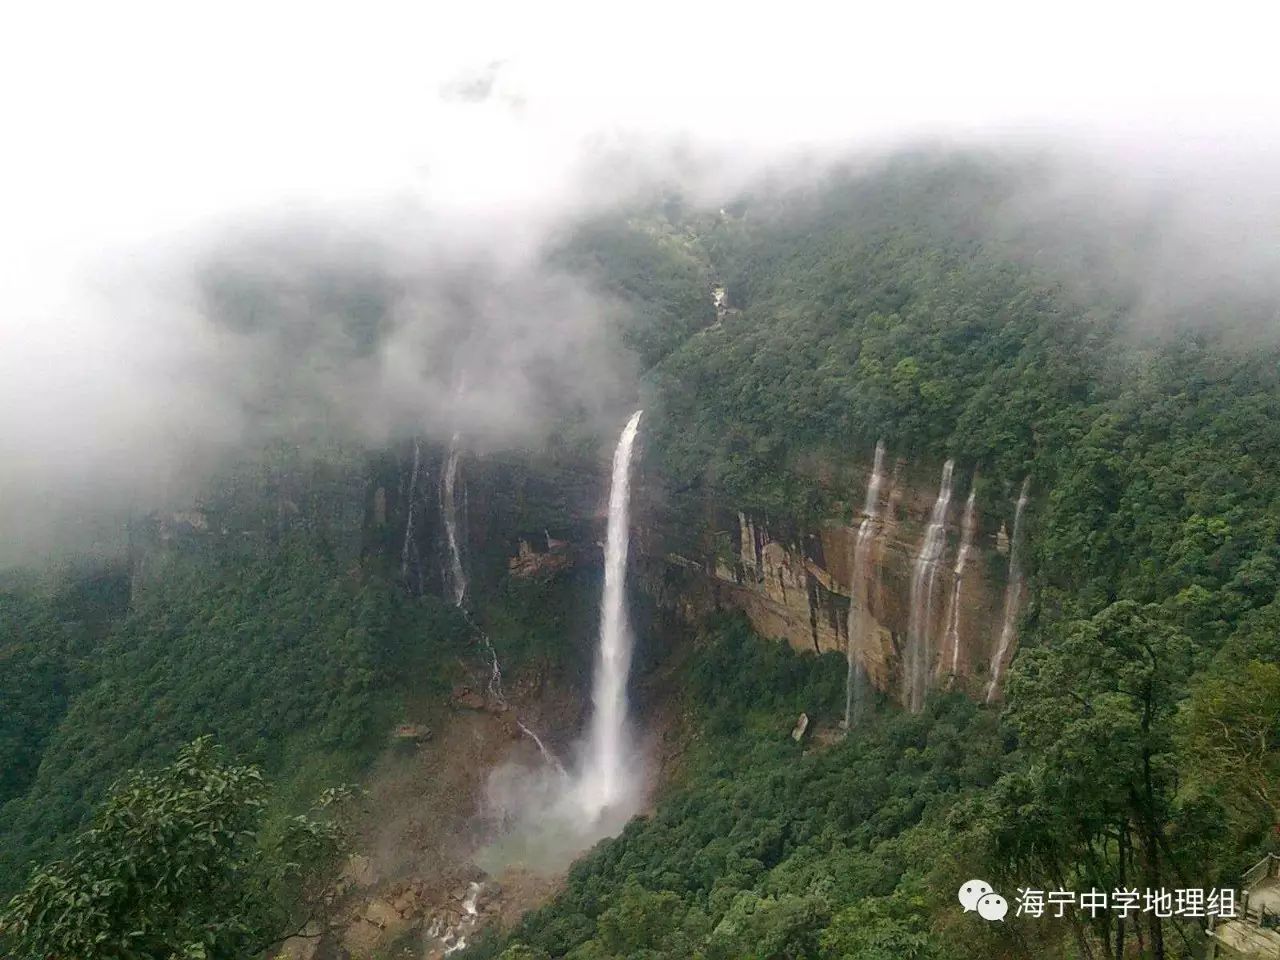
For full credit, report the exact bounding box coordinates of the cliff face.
[133,434,1028,710]
[128,447,369,595]
[640,453,1030,709]
[449,439,1030,709]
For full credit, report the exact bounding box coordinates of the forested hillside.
[2,154,1278,960]
[0,538,472,896]
[468,617,1005,960]
[477,156,1280,958]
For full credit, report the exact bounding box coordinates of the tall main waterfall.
[441,432,468,607]
[844,440,886,728]
[986,477,1031,703]
[939,483,977,683]
[578,410,644,816]
[904,459,955,713]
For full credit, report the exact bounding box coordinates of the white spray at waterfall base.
[476,410,646,875]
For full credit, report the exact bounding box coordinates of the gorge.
[4,155,1280,960]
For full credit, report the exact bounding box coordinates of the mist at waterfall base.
[476,412,646,876]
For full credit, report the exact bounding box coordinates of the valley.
[3,155,1280,960]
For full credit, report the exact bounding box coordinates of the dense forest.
[0,538,473,895]
[2,154,1279,960]
[482,156,1280,958]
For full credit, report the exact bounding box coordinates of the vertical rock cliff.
[646,450,1032,709]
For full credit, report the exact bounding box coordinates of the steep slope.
[5,153,1280,960]
[473,155,1280,959]
[0,538,474,895]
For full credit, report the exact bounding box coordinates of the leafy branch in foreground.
[0,737,357,960]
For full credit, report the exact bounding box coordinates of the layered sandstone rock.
[659,454,1028,708]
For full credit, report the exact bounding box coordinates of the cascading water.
[438,881,483,955]
[441,432,468,607]
[844,440,886,728]
[401,438,423,590]
[437,433,495,694]
[577,410,643,817]
[427,433,495,955]
[939,484,977,683]
[438,432,562,768]
[517,720,568,779]
[904,459,955,713]
[985,477,1031,704]
[475,412,645,877]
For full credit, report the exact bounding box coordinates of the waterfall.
[940,483,978,683]
[904,459,955,713]
[844,440,886,728]
[400,438,423,590]
[474,412,644,874]
[461,881,481,916]
[986,477,1031,704]
[518,720,569,779]
[438,880,484,955]
[441,432,468,607]
[437,432,497,695]
[578,410,643,817]
[439,431,564,772]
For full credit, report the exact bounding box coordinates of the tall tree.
[0,738,354,960]
[984,601,1192,959]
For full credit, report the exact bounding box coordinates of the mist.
[3,0,1279,566]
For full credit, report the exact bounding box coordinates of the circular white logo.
[977,892,1009,922]
[958,879,994,913]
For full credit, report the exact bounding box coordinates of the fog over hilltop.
[2,0,1277,565]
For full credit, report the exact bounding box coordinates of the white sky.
[2,0,1277,282]
[1,0,1278,561]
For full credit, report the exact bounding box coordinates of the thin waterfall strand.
[905,459,955,713]
[441,432,468,607]
[518,720,569,779]
[940,484,978,682]
[401,438,423,587]
[578,410,643,816]
[986,477,1031,703]
[844,440,886,727]
[440,432,562,769]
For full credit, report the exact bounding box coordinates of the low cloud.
[2,1,1278,565]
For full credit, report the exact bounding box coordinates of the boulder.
[451,687,485,710]
[391,723,431,744]
[363,899,401,929]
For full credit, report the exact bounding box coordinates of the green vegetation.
[1,738,355,960]
[0,591,78,807]
[4,154,1280,959]
[0,537,471,897]
[478,155,1280,958]
[472,617,1001,960]
[477,567,610,685]
[0,563,129,807]
[553,211,715,369]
